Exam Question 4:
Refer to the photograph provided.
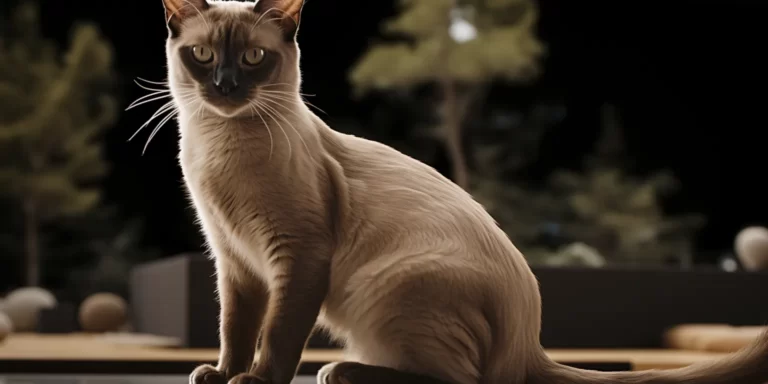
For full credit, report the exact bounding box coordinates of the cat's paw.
[228,373,269,384]
[190,364,227,384]
[316,362,339,384]
[318,362,370,384]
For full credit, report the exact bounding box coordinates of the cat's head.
[161,0,304,118]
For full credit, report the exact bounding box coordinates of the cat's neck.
[176,95,325,168]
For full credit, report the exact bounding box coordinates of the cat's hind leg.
[339,258,492,384]
[317,362,452,384]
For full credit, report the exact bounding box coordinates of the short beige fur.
[154,0,768,383]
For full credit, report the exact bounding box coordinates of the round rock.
[79,293,128,333]
[735,226,768,271]
[2,287,57,332]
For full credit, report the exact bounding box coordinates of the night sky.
[4,0,768,266]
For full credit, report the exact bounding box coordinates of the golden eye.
[191,45,214,63]
[242,48,266,66]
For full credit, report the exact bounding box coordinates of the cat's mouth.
[193,79,254,117]
[201,98,250,118]
[202,92,252,118]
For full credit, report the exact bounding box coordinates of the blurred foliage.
[346,0,705,267]
[0,1,118,286]
[61,209,161,301]
[473,104,707,267]
[349,0,544,189]
[468,100,566,178]
[350,0,544,92]
[331,90,443,165]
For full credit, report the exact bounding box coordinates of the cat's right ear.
[161,0,210,37]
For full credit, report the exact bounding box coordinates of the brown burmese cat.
[155,0,768,383]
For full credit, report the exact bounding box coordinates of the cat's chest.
[181,146,280,273]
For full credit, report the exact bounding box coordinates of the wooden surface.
[0,333,736,372]
[0,333,338,362]
[546,349,728,371]
[663,324,766,353]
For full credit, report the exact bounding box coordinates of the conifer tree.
[544,104,707,267]
[0,1,117,286]
[349,0,544,189]
[477,104,707,267]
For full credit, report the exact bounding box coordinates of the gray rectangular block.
[129,253,219,348]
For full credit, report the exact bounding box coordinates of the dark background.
[2,0,767,270]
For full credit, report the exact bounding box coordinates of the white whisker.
[126,75,202,156]
[133,80,169,93]
[259,97,311,159]
[258,92,301,102]
[135,77,170,86]
[129,101,176,142]
[259,94,302,120]
[260,90,327,115]
[259,83,295,88]
[126,93,172,111]
[249,100,274,161]
[258,88,316,98]
[143,109,179,155]
[256,99,293,163]
[132,79,195,93]
[139,96,200,153]
[126,89,169,105]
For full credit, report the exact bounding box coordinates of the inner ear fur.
[253,0,305,40]
[162,0,210,37]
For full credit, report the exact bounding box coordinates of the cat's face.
[162,0,304,118]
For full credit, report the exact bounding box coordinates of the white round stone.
[735,226,768,271]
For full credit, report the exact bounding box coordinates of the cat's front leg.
[191,251,269,384]
[230,253,330,384]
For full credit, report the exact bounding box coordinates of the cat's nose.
[213,68,239,96]
[214,78,238,96]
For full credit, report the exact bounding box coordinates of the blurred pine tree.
[474,104,707,267]
[349,0,545,189]
[543,104,707,267]
[0,1,117,286]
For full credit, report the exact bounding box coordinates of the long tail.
[527,328,768,384]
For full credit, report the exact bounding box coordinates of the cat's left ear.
[253,0,305,41]
[162,0,210,37]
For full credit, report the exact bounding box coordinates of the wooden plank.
[546,349,727,370]
[0,333,731,371]
[0,334,339,362]
[663,324,767,353]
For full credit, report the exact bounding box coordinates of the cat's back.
[326,130,512,260]
[334,133,478,214]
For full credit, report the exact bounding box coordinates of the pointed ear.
[253,0,305,41]
[162,0,210,37]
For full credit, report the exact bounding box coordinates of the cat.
[152,0,768,383]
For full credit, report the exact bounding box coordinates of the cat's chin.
[203,102,252,119]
